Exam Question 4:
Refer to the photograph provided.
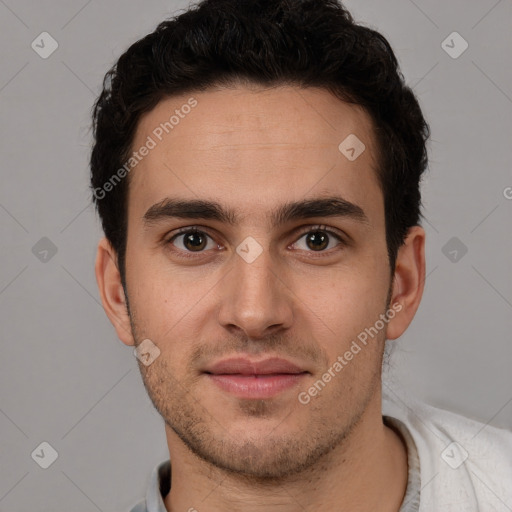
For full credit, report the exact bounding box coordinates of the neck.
[163,389,408,512]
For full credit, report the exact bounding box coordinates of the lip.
[205,357,306,375]
[204,357,309,399]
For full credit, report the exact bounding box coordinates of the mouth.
[203,357,310,399]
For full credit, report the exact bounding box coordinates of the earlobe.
[386,226,426,340]
[94,237,135,346]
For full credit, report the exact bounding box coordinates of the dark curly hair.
[90,0,430,288]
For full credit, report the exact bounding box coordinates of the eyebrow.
[142,196,369,229]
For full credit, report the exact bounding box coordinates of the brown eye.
[305,231,329,251]
[182,231,207,251]
[169,229,216,253]
[292,227,344,253]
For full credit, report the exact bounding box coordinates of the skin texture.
[95,84,425,511]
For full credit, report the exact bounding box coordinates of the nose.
[217,245,294,340]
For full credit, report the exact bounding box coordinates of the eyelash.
[164,225,346,259]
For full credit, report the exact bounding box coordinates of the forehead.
[128,85,382,227]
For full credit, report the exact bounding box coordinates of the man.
[90,0,512,510]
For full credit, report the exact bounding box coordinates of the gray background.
[0,0,511,510]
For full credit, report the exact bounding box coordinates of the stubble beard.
[135,338,381,482]
[125,285,390,482]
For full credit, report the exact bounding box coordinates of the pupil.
[185,232,205,251]
[307,231,328,251]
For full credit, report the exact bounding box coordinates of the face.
[122,85,394,478]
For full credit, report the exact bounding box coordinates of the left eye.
[292,229,343,252]
[170,230,218,252]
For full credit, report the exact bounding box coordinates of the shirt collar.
[146,459,171,512]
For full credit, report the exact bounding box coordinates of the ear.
[94,237,135,346]
[386,225,426,340]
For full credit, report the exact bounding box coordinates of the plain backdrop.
[0,0,511,510]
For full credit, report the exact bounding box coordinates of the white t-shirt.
[382,386,512,511]
[129,388,512,511]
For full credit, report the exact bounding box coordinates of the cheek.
[125,248,225,371]
[294,266,389,353]
[125,249,197,340]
